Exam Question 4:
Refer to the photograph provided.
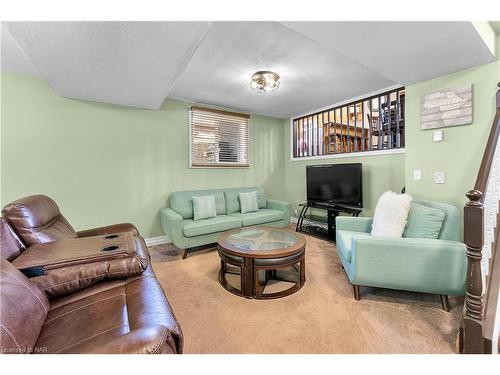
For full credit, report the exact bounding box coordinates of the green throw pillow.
[403,202,445,239]
[192,195,217,221]
[238,191,259,214]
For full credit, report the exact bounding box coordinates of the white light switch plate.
[433,130,444,142]
[434,171,445,184]
[413,170,422,180]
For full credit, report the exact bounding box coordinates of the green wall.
[0,73,285,237]
[405,48,500,223]
[283,120,406,218]
[283,35,499,223]
[2,38,499,239]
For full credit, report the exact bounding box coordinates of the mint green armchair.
[335,199,467,311]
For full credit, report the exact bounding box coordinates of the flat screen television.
[306,163,362,207]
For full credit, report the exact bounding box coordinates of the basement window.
[291,87,405,159]
[189,106,250,168]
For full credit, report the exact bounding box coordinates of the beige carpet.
[150,230,462,354]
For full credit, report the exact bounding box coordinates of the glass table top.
[224,228,298,251]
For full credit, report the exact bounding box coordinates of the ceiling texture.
[1,21,496,118]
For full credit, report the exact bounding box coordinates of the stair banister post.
[497,82,500,108]
[463,189,485,353]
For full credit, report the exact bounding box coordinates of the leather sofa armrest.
[77,223,139,238]
[12,233,149,298]
[86,325,177,354]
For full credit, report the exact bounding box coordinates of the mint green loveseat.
[335,199,467,310]
[160,187,291,258]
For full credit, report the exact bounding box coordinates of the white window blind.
[189,106,250,167]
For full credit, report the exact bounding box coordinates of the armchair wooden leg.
[440,294,450,312]
[353,284,361,301]
[182,249,189,260]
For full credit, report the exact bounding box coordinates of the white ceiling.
[4,22,211,109]
[1,21,496,118]
[168,22,393,119]
[1,26,38,75]
[283,21,496,85]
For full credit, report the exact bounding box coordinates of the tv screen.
[306,163,362,207]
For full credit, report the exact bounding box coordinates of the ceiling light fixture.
[250,71,280,93]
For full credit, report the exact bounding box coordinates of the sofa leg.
[353,284,361,301]
[440,294,450,312]
[182,249,189,260]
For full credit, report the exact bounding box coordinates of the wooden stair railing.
[461,82,500,354]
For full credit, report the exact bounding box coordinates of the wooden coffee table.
[217,227,306,299]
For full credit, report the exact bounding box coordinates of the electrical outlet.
[433,130,444,142]
[413,169,422,180]
[434,171,445,184]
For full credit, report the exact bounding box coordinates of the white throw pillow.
[371,191,413,238]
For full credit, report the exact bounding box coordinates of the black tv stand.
[295,202,362,241]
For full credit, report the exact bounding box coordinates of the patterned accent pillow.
[192,195,217,221]
[238,191,259,214]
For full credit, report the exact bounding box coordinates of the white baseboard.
[145,235,171,247]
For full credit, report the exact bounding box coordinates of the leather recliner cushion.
[0,217,25,261]
[0,258,50,354]
[35,273,182,354]
[2,195,77,246]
